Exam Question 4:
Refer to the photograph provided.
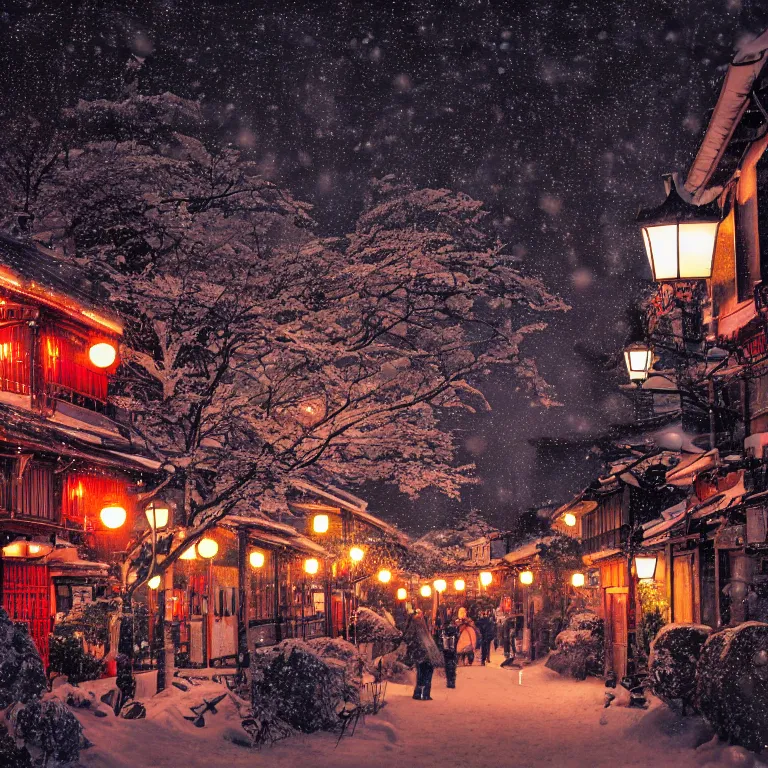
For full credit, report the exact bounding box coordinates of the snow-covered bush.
[0,722,31,768]
[48,635,104,685]
[545,611,603,680]
[12,698,83,765]
[695,621,768,751]
[250,639,361,735]
[648,623,711,712]
[0,607,46,709]
[354,607,402,657]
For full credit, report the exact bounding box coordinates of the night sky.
[3,1,767,532]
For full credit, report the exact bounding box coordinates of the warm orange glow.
[249,550,265,569]
[304,558,320,575]
[479,571,493,587]
[197,538,218,559]
[635,556,658,581]
[145,503,169,530]
[420,584,432,598]
[148,575,162,590]
[396,588,408,600]
[312,514,329,534]
[2,542,24,558]
[519,570,534,586]
[179,546,197,560]
[433,578,447,593]
[563,512,577,527]
[88,342,117,368]
[571,572,585,588]
[100,505,127,529]
[349,546,365,563]
[27,543,42,555]
[377,569,392,583]
[453,578,466,592]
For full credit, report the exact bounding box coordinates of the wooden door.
[609,591,628,679]
[2,562,50,667]
[673,555,694,622]
[211,586,237,662]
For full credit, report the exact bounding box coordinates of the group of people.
[402,604,518,701]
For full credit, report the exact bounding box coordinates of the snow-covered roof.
[643,501,688,545]
[666,450,718,487]
[0,233,122,334]
[220,516,329,556]
[502,536,553,566]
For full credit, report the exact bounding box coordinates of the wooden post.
[273,550,282,643]
[156,565,175,693]
[206,557,213,666]
[324,563,333,638]
[666,544,675,622]
[236,530,250,679]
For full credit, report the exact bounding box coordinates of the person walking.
[439,614,459,689]
[455,607,478,666]
[499,614,518,668]
[402,609,443,700]
[477,610,496,665]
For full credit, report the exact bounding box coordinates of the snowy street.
[73,650,723,768]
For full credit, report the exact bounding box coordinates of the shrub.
[545,611,604,680]
[0,607,46,708]
[49,636,104,684]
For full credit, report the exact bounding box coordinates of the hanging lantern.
[312,514,329,534]
[304,558,320,575]
[249,550,265,569]
[197,538,218,559]
[519,570,534,585]
[563,512,577,527]
[2,541,25,558]
[88,341,118,369]
[624,342,653,383]
[349,546,365,563]
[100,505,127,529]
[479,571,493,587]
[396,587,408,600]
[634,555,658,581]
[420,584,432,598]
[637,178,721,281]
[145,502,169,530]
[179,545,197,561]
[434,578,447,593]
[377,568,392,584]
[453,578,466,592]
[571,572,586,588]
[147,575,162,590]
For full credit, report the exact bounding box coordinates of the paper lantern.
[396,587,408,600]
[249,550,265,569]
[377,569,392,583]
[88,342,117,368]
[349,546,365,563]
[479,571,493,587]
[2,542,24,558]
[519,570,534,585]
[453,578,466,592]
[571,572,586,588]
[434,578,447,593]
[563,512,577,527]
[312,514,329,533]
[147,575,162,590]
[304,558,320,575]
[197,538,218,559]
[420,584,432,598]
[100,505,127,529]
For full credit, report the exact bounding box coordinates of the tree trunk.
[156,565,175,693]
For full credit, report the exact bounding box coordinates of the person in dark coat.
[402,610,443,700]
[477,610,496,665]
[499,614,518,668]
[436,614,459,689]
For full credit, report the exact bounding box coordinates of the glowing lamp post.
[147,575,162,590]
[519,569,534,586]
[349,546,365,563]
[396,587,408,601]
[100,505,127,529]
[453,578,466,592]
[312,514,329,534]
[637,178,721,282]
[571,572,586,588]
[145,502,169,530]
[624,342,653,383]
[197,538,218,559]
[249,550,265,569]
[88,341,118,368]
[377,568,392,584]
[434,578,447,593]
[634,555,658,581]
[304,558,320,575]
[479,571,493,587]
[420,584,432,598]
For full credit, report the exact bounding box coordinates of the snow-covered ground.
[70,649,764,768]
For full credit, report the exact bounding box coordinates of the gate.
[2,561,51,667]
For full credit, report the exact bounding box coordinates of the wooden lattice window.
[0,323,31,395]
[42,329,108,404]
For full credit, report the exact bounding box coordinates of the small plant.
[48,636,104,685]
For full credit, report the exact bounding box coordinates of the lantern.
[100,505,127,529]
[563,512,577,527]
[179,546,197,561]
[396,587,408,600]
[349,546,365,563]
[2,542,24,558]
[637,178,721,281]
[479,571,493,587]
[624,342,653,383]
[197,538,218,559]
[434,578,447,593]
[145,502,169,530]
[88,342,117,369]
[453,578,466,592]
[519,570,534,585]
[147,575,162,590]
[304,558,320,575]
[377,568,392,584]
[420,584,432,598]
[571,572,586,588]
[634,555,658,581]
[312,514,329,534]
[249,550,265,569]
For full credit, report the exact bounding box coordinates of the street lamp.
[420,584,432,598]
[197,538,218,559]
[634,555,658,581]
[453,578,466,592]
[637,178,721,281]
[349,546,365,563]
[571,572,585,588]
[434,578,447,593]
[563,512,577,528]
[147,575,162,590]
[397,587,408,600]
[312,514,329,534]
[519,570,534,585]
[249,550,265,569]
[624,342,653,383]
[100,505,127,529]
[479,571,493,587]
[304,558,320,575]
[377,568,392,583]
[145,502,169,530]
